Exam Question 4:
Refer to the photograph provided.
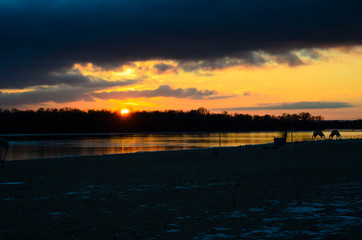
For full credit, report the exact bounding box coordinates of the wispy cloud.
[92,85,233,100]
[213,101,354,111]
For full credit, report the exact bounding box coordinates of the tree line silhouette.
[0,107,361,134]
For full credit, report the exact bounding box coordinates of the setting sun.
[120,109,130,115]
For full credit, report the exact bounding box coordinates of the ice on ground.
[286,206,324,213]
[2,198,15,201]
[334,215,361,221]
[219,211,247,218]
[193,233,236,239]
[214,228,232,231]
[249,208,264,212]
[265,200,280,204]
[313,224,342,234]
[86,185,103,188]
[328,203,348,207]
[177,216,191,219]
[35,196,50,200]
[263,217,288,222]
[306,202,325,207]
[168,223,180,226]
[207,183,226,186]
[175,186,201,189]
[0,182,25,185]
[67,192,79,195]
[242,227,282,237]
[335,208,354,213]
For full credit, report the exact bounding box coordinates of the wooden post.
[219,133,221,148]
[0,138,9,168]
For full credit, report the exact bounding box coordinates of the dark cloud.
[274,52,305,67]
[0,84,231,107]
[1,0,361,88]
[92,85,232,100]
[0,86,93,106]
[213,101,353,111]
[299,49,323,60]
[0,79,139,107]
[180,53,268,72]
[153,63,175,73]
[80,79,141,88]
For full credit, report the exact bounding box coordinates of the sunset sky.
[1,0,362,119]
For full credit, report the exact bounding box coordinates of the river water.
[2,130,361,160]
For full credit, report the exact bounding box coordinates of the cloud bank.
[0,85,229,107]
[1,0,362,89]
[93,85,232,100]
[213,102,354,111]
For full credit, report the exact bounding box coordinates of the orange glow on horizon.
[2,47,361,120]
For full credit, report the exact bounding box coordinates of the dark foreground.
[0,140,361,239]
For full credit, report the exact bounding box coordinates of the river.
[2,130,361,160]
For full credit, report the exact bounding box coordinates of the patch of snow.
[193,233,236,239]
[175,186,200,189]
[334,215,361,221]
[207,183,226,186]
[49,212,64,215]
[263,217,287,222]
[0,182,24,185]
[307,202,325,207]
[249,208,264,212]
[286,206,324,213]
[214,228,232,231]
[242,227,282,236]
[3,197,15,201]
[219,211,247,218]
[335,209,354,213]
[67,192,79,195]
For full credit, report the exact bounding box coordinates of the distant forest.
[0,108,361,134]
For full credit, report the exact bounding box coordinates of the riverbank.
[1,139,361,239]
[4,130,362,161]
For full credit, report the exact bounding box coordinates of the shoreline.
[1,128,362,136]
[1,139,361,239]
[4,130,362,161]
[4,138,360,163]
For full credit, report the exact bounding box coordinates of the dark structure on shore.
[0,137,9,168]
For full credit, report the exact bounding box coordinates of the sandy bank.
[0,139,361,239]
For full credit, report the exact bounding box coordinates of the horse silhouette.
[312,130,325,140]
[329,130,341,139]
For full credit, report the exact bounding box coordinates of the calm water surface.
[2,130,362,160]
